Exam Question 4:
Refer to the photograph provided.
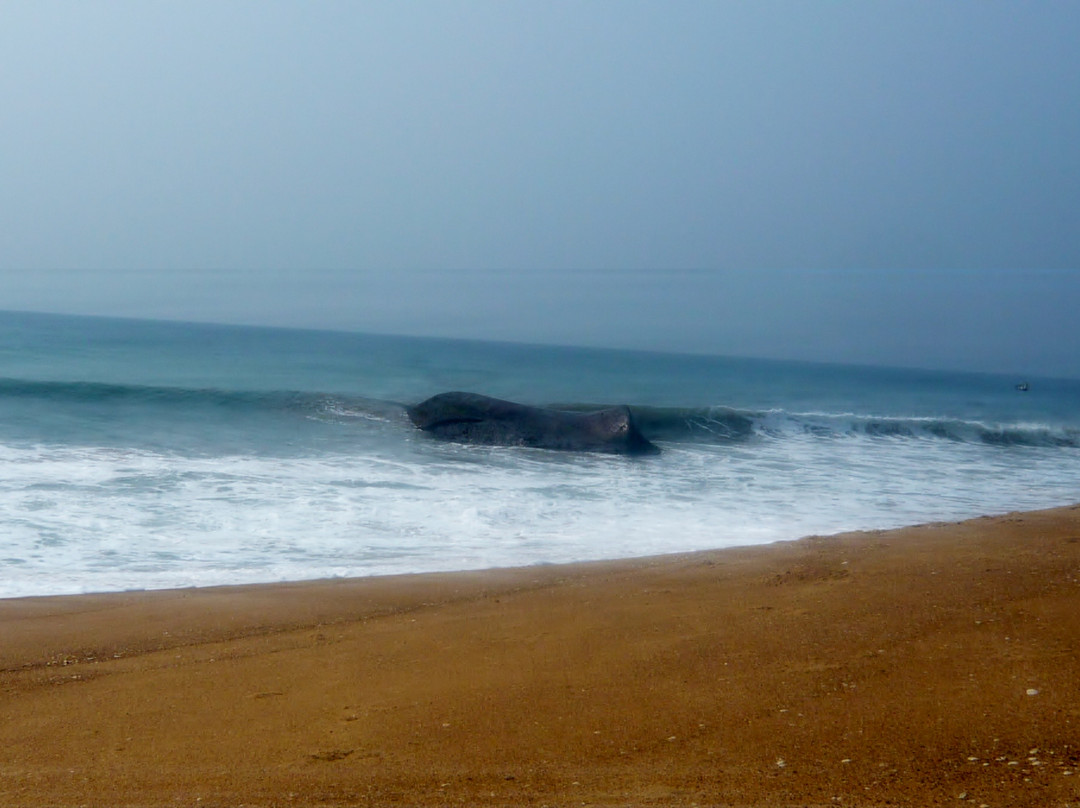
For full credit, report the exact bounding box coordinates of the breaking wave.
[2,378,1076,450]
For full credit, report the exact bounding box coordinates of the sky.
[1,1,1078,377]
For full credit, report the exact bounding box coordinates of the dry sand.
[2,505,1079,807]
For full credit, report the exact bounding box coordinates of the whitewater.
[2,310,1078,598]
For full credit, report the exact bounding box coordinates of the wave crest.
[2,378,1075,450]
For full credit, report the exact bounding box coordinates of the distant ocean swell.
[0,377,364,414]
[0,377,402,426]
[2,376,1075,450]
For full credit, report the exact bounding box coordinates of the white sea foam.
[2,432,1078,599]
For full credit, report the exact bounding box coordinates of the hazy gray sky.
[1,1,1078,375]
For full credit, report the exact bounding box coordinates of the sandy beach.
[2,506,1079,807]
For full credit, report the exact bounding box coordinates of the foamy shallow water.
[3,430,1077,599]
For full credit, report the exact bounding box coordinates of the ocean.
[2,309,1078,599]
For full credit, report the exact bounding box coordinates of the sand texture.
[2,506,1080,807]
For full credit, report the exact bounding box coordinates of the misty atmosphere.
[1,2,1078,376]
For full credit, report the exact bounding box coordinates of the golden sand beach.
[2,506,1079,807]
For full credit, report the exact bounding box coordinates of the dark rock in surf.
[406,392,660,455]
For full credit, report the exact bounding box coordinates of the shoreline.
[3,505,1079,806]
[4,499,1074,606]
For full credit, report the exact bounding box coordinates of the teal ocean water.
[2,310,1078,598]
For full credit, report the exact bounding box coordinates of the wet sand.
[2,505,1079,807]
